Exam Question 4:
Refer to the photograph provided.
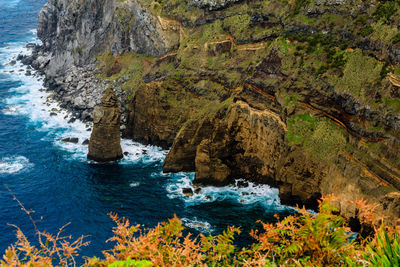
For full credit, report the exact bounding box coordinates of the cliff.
[34,0,400,223]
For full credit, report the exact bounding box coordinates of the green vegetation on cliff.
[85,0,400,218]
[286,113,346,161]
[100,0,400,173]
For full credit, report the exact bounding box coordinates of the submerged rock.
[87,88,123,162]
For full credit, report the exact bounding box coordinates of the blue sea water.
[0,0,293,260]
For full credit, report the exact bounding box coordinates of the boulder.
[237,180,249,188]
[182,188,194,197]
[68,117,76,123]
[87,88,123,162]
[61,137,79,144]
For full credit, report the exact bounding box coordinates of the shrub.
[359,25,374,37]
[2,195,400,266]
[335,49,383,102]
[292,0,311,16]
[393,33,400,44]
[223,14,251,41]
[374,1,398,22]
[240,195,360,266]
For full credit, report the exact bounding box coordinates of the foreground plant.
[1,185,89,266]
[2,224,89,266]
[87,213,240,266]
[2,192,400,266]
[238,195,362,266]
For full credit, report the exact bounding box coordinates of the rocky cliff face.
[37,0,181,77]
[34,0,400,222]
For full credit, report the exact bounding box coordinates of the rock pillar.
[87,88,123,162]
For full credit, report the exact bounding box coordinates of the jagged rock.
[21,55,33,65]
[87,88,123,162]
[82,139,89,145]
[61,137,79,144]
[194,187,202,194]
[68,117,76,124]
[237,180,249,188]
[26,43,37,49]
[182,188,194,197]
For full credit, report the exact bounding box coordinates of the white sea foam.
[0,156,33,174]
[181,217,213,233]
[120,140,167,165]
[129,182,140,187]
[167,175,291,212]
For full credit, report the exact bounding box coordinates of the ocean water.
[0,0,293,259]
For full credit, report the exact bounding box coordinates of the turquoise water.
[0,0,292,259]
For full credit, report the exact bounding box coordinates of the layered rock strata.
[87,88,123,162]
[30,0,400,223]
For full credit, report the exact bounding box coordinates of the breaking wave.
[0,156,33,174]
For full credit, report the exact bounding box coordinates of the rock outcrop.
[37,0,181,77]
[88,88,123,162]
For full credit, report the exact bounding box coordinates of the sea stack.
[87,88,123,162]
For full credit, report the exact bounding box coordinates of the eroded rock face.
[88,88,123,162]
[195,139,231,185]
[164,82,400,220]
[38,0,181,76]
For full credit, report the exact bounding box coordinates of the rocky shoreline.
[17,43,130,132]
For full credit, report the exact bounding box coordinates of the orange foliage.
[2,192,400,267]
